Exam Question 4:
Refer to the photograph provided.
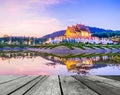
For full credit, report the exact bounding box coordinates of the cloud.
[1,18,61,37]
[0,0,66,37]
[1,0,65,13]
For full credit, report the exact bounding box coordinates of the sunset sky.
[0,0,120,37]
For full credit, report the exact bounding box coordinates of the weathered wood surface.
[101,76,120,81]
[0,76,26,84]
[0,76,120,95]
[60,76,98,95]
[73,76,120,95]
[25,76,61,95]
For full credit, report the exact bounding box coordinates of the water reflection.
[44,54,120,75]
[0,51,120,75]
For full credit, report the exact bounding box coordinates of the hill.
[41,26,120,39]
[42,30,65,39]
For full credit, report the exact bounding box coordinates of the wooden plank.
[24,76,48,95]
[0,76,26,84]
[0,76,38,95]
[9,76,46,95]
[84,76,120,88]
[25,76,61,95]
[101,76,120,81]
[60,76,98,95]
[73,76,120,95]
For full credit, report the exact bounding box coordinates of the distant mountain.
[41,26,120,39]
[88,26,120,38]
[88,26,116,33]
[42,30,66,39]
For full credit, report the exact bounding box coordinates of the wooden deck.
[0,76,120,95]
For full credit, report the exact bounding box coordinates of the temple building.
[44,24,113,44]
[65,24,91,38]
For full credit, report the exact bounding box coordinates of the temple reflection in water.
[64,58,92,74]
[0,51,120,75]
[45,54,120,75]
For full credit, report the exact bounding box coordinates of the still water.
[0,51,120,75]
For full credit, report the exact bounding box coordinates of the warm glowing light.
[64,59,93,71]
[65,24,91,38]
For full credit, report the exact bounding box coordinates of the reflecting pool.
[0,51,120,75]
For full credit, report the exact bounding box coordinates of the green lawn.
[29,43,120,50]
[0,43,120,50]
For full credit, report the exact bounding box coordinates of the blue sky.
[0,0,120,37]
[48,0,120,29]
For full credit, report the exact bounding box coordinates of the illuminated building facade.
[65,24,91,38]
[44,24,113,44]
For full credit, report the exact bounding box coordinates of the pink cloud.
[0,0,66,37]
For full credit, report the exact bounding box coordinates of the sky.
[0,0,120,37]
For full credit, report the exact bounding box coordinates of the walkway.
[0,76,120,95]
